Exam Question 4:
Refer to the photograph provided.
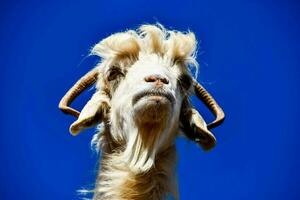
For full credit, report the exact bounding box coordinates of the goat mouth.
[132,91,175,105]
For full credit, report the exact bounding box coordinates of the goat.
[59,24,224,200]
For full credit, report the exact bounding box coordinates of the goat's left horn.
[193,80,225,129]
[59,68,99,118]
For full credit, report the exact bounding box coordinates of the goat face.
[103,53,193,171]
[110,54,187,130]
[59,24,225,172]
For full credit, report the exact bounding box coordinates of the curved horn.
[193,80,225,129]
[58,68,99,118]
[180,98,216,151]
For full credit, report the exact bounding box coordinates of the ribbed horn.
[58,68,99,118]
[193,80,225,129]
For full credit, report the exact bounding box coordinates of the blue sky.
[0,0,299,199]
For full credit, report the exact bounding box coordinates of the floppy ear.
[69,91,110,135]
[180,98,216,151]
[59,68,111,136]
[180,81,225,150]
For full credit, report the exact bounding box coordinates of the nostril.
[144,75,157,82]
[161,77,169,84]
[144,75,169,84]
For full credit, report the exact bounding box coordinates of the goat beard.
[110,101,174,173]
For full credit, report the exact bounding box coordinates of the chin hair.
[120,122,170,173]
[111,99,174,172]
[133,96,172,125]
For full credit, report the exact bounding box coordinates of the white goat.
[59,24,224,200]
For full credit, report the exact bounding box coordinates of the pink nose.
[144,75,169,85]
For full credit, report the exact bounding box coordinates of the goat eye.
[107,68,123,81]
[178,74,192,90]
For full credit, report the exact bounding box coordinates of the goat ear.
[69,91,110,136]
[180,98,216,151]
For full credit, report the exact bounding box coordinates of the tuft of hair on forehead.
[90,24,198,72]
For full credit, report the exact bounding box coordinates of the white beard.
[109,95,178,172]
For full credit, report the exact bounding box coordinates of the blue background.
[1,0,299,199]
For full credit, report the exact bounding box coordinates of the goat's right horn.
[193,80,225,129]
[58,68,99,118]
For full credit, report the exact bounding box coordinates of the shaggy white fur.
[70,24,200,200]
[90,25,198,170]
